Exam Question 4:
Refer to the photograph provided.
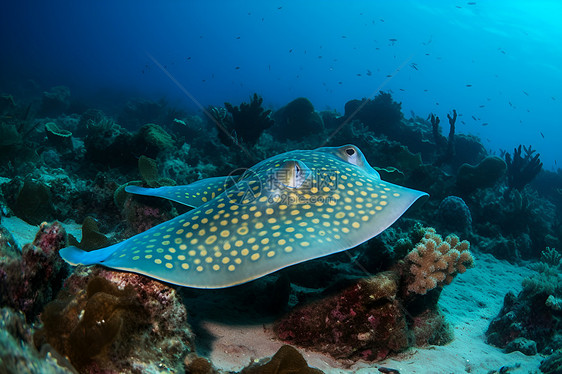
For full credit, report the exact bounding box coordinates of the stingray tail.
[59,243,121,266]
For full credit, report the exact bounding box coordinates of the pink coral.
[405,228,474,295]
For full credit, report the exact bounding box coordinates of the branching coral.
[405,228,474,295]
[222,93,273,146]
[505,144,543,191]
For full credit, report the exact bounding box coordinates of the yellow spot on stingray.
[301,241,310,247]
[179,244,187,250]
[145,254,152,259]
[362,215,369,221]
[284,246,293,253]
[261,238,269,245]
[255,222,264,229]
[213,264,220,271]
[222,257,230,264]
[174,238,182,244]
[176,229,184,235]
[254,211,262,218]
[182,263,189,270]
[178,255,186,261]
[286,227,295,233]
[235,240,244,247]
[155,259,162,265]
[188,250,196,256]
[223,242,231,250]
[205,257,213,263]
[166,263,173,269]
[132,256,139,260]
[164,254,172,260]
[196,266,203,272]
[266,208,274,215]
[241,249,249,256]
[278,239,286,245]
[190,238,198,245]
[375,206,383,211]
[335,212,345,219]
[162,240,170,246]
[310,187,318,193]
[342,227,350,233]
[322,186,331,192]
[228,265,235,271]
[352,222,360,229]
[290,210,299,216]
[205,235,217,245]
[380,200,388,206]
[295,233,304,239]
[267,251,275,258]
[251,253,260,261]
[279,204,288,210]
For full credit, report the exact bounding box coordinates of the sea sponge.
[405,228,474,295]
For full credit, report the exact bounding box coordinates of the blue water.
[2,0,561,169]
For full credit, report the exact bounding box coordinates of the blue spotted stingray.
[60,145,428,288]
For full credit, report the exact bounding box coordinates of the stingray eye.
[340,145,361,166]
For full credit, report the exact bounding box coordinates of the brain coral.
[405,228,474,295]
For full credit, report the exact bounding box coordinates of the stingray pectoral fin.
[59,243,123,266]
[125,176,233,207]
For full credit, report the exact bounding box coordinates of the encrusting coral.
[404,228,474,295]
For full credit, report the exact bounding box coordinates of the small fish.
[338,81,343,84]
[423,89,428,92]
[479,105,485,108]
[366,70,372,76]
[277,6,282,9]
[467,1,476,4]
[461,120,466,124]
[540,132,545,138]
[235,66,240,70]
[318,56,323,59]
[289,49,293,53]
[389,38,397,42]
[235,36,241,39]
[523,91,529,96]
[380,18,385,22]
[472,115,477,121]
[481,122,488,126]
[466,84,472,87]
[341,35,347,38]
[399,88,405,91]
[386,74,393,77]
[410,63,419,70]
[186,57,191,60]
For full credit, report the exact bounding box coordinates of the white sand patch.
[1,216,82,249]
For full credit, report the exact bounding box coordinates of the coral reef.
[0,222,69,321]
[45,121,73,152]
[35,267,194,373]
[0,307,76,374]
[271,97,324,141]
[436,196,472,234]
[274,227,469,361]
[486,262,562,355]
[403,228,473,295]
[221,93,274,146]
[505,144,543,191]
[456,155,507,194]
[240,345,324,374]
